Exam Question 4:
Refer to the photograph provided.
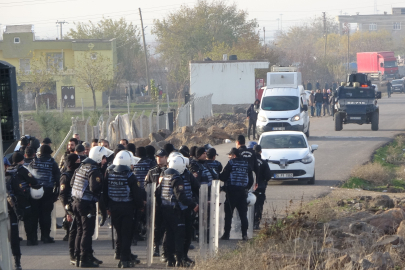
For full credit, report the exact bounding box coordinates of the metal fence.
[177,94,213,128]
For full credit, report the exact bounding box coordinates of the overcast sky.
[0,0,403,45]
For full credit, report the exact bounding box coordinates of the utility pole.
[344,23,350,71]
[280,14,283,32]
[323,12,327,58]
[56,21,68,40]
[263,27,266,54]
[139,8,151,97]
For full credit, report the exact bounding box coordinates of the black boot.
[42,236,55,244]
[14,255,22,270]
[153,245,160,257]
[27,239,38,246]
[160,252,168,262]
[220,232,230,240]
[118,260,135,268]
[63,233,69,241]
[90,253,103,265]
[69,252,76,266]
[79,254,99,268]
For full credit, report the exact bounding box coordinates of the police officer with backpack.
[70,146,113,267]
[59,154,81,265]
[27,145,60,244]
[189,147,218,191]
[158,154,198,267]
[5,153,41,270]
[252,145,272,230]
[220,148,253,241]
[104,150,143,268]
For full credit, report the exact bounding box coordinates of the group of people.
[4,132,272,269]
[308,89,335,118]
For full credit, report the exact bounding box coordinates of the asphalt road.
[17,94,405,269]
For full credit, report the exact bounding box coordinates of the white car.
[258,131,318,184]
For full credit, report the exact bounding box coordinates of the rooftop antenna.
[55,20,68,40]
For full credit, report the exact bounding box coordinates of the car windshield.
[261,96,299,111]
[392,80,403,85]
[338,88,375,99]
[384,61,397,68]
[260,134,307,149]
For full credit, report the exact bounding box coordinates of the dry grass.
[350,162,394,186]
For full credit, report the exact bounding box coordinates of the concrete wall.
[190,61,269,105]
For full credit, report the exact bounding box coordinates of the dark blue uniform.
[253,153,271,229]
[220,157,253,238]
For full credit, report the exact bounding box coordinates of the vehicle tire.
[371,111,379,131]
[335,113,343,131]
[307,173,315,185]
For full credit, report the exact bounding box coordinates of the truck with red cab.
[357,51,398,81]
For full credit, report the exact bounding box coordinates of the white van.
[256,68,310,137]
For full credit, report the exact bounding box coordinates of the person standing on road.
[60,138,78,173]
[104,151,143,268]
[145,149,168,258]
[308,90,315,117]
[189,147,218,190]
[316,81,320,90]
[252,145,271,230]
[322,89,330,116]
[205,148,223,176]
[236,135,258,176]
[220,147,253,240]
[6,153,40,270]
[28,145,60,244]
[314,90,323,117]
[23,147,36,167]
[246,99,260,140]
[387,80,392,98]
[70,146,112,267]
[59,154,80,265]
[306,81,313,91]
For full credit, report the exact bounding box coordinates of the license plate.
[350,117,361,120]
[273,127,285,131]
[275,173,293,178]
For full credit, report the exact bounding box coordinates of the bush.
[350,162,394,186]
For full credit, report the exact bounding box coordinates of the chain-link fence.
[177,94,213,128]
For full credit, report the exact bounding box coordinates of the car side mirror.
[311,144,318,152]
[376,91,382,99]
[302,104,308,111]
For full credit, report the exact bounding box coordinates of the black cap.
[207,148,218,158]
[179,145,190,157]
[12,152,24,164]
[155,149,168,157]
[67,154,79,169]
[196,147,206,158]
[43,137,52,144]
[163,143,176,155]
[227,147,240,157]
[75,144,85,153]
[135,147,146,158]
[40,144,53,155]
[253,144,262,152]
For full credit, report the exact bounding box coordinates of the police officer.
[189,147,218,188]
[178,154,200,265]
[23,147,36,167]
[145,145,158,167]
[145,149,168,257]
[70,146,112,267]
[158,155,198,267]
[59,154,81,265]
[252,145,271,230]
[27,144,60,244]
[205,148,223,175]
[220,147,253,240]
[104,151,143,268]
[6,153,40,269]
[236,135,258,175]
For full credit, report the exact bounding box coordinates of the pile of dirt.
[130,113,248,149]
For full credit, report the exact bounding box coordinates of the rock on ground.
[362,208,405,234]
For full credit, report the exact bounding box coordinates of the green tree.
[65,17,142,81]
[153,0,259,92]
[74,51,114,111]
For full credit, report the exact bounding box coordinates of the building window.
[46,53,63,71]
[369,23,377,31]
[394,22,401,30]
[14,37,20,43]
[19,59,30,73]
[401,8,405,15]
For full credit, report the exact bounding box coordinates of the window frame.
[369,23,377,31]
[14,37,20,43]
[393,22,401,30]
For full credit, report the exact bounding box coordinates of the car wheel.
[371,111,379,131]
[307,173,315,185]
[335,113,343,131]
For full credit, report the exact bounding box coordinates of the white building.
[190,60,269,105]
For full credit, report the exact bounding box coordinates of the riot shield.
[146,183,156,266]
[209,180,220,256]
[228,191,254,240]
[18,220,26,239]
[92,203,99,240]
[218,189,226,237]
[50,207,57,239]
[199,184,209,258]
